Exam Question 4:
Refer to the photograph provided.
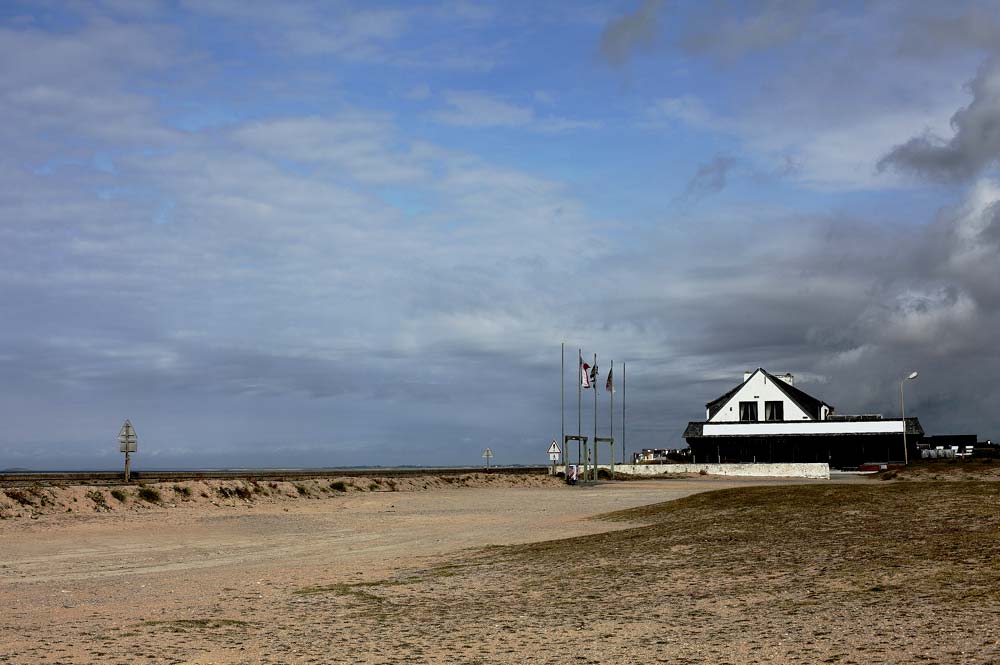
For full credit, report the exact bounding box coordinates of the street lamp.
[900,371,918,465]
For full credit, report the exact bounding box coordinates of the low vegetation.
[4,489,34,506]
[6,486,55,507]
[0,473,557,518]
[86,490,108,510]
[294,579,410,601]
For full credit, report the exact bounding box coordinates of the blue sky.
[2,1,999,469]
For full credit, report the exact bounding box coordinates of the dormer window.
[765,401,784,421]
[739,401,758,422]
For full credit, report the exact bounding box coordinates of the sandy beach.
[0,475,816,663]
[2,472,996,663]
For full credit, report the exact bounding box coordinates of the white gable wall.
[708,370,813,422]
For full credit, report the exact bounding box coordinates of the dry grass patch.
[265,482,1000,664]
[86,490,109,511]
[136,486,161,503]
[4,489,34,506]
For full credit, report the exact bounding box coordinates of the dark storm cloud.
[895,4,1000,59]
[681,154,736,201]
[591,182,1000,443]
[912,190,1000,321]
[878,58,1000,182]
[0,311,564,407]
[677,0,815,59]
[600,0,817,66]
[0,328,565,468]
[599,0,664,66]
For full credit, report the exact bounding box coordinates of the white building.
[684,368,923,468]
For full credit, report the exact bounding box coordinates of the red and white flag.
[580,361,591,388]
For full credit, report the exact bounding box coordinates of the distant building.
[919,435,981,459]
[633,448,691,463]
[683,368,923,468]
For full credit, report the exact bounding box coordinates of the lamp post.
[900,371,918,465]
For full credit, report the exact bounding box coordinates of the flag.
[580,361,591,388]
[589,362,598,388]
[606,367,614,393]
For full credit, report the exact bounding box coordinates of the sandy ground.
[0,475,837,663]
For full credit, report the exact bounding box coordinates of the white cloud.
[652,95,723,129]
[232,114,428,184]
[433,91,535,127]
[4,2,1000,465]
[432,91,599,132]
[875,288,979,351]
[179,0,501,70]
[633,4,977,191]
[180,1,408,60]
[648,90,961,190]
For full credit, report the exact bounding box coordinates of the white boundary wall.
[556,463,830,480]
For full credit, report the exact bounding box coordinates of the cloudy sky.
[2,1,999,470]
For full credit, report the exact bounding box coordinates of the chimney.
[744,371,753,382]
[775,373,794,386]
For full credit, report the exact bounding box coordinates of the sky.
[2,1,999,470]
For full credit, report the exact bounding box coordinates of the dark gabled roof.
[706,373,753,419]
[683,422,703,438]
[705,368,832,421]
[760,369,831,421]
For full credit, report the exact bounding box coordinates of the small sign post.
[547,440,561,473]
[118,419,138,482]
[482,447,493,471]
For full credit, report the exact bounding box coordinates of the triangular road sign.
[118,419,138,452]
[118,420,137,442]
[547,440,560,455]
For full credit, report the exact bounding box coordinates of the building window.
[765,401,784,421]
[739,401,758,422]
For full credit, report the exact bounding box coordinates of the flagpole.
[561,342,565,467]
[577,348,582,469]
[622,361,626,465]
[593,352,598,482]
[610,359,614,480]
